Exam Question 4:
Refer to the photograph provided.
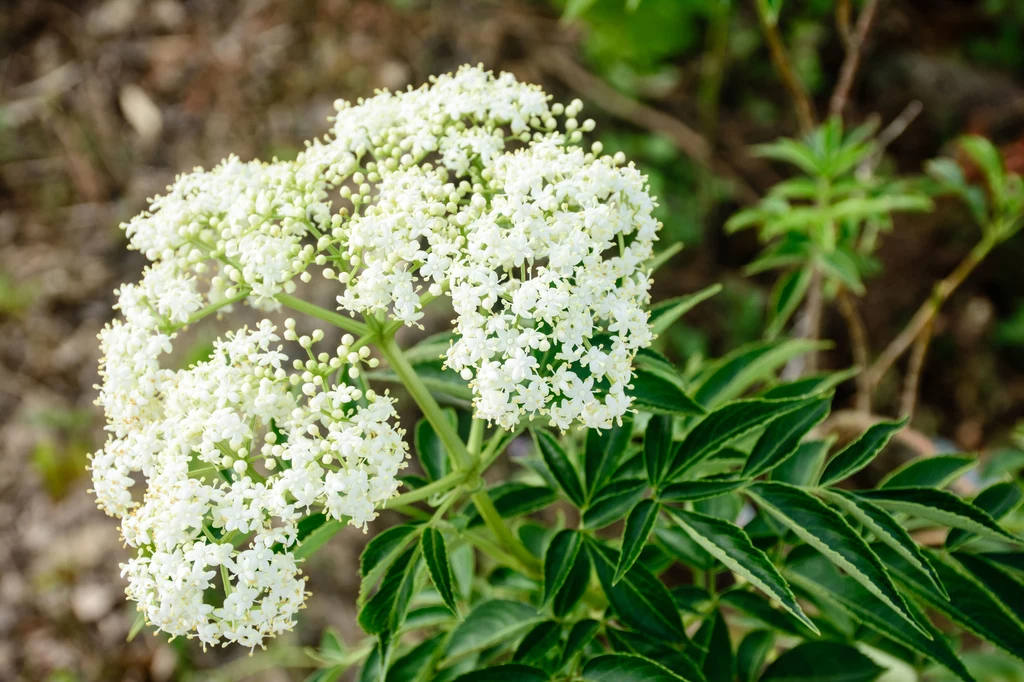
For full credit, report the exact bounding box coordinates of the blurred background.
[2,0,1023,680]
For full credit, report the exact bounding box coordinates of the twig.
[829,0,882,117]
[860,100,923,174]
[837,289,871,412]
[753,0,816,133]
[836,0,853,48]
[536,47,759,204]
[900,315,933,419]
[867,236,995,390]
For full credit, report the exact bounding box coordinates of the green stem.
[378,335,541,572]
[276,293,370,337]
[384,470,465,509]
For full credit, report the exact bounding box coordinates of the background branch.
[753,0,816,133]
[830,0,882,117]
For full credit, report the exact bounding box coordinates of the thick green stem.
[378,335,540,572]
[384,470,464,509]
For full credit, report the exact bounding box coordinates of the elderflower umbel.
[91,65,661,649]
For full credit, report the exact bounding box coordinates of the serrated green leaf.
[876,544,1024,661]
[824,489,946,598]
[668,397,810,480]
[513,620,561,665]
[644,414,674,486]
[630,369,705,416]
[465,483,557,526]
[421,528,459,616]
[655,526,716,571]
[736,630,774,682]
[856,487,1021,544]
[760,367,857,400]
[414,409,457,481]
[452,664,549,682]
[947,481,1023,550]
[819,417,907,486]
[879,454,977,489]
[584,479,646,530]
[664,507,816,632]
[698,609,733,682]
[650,284,722,336]
[359,523,422,607]
[588,539,686,643]
[787,552,975,682]
[660,478,750,502]
[953,553,1024,625]
[614,499,660,584]
[759,641,885,682]
[744,395,831,478]
[443,600,540,666]
[543,529,583,606]
[746,481,928,636]
[359,545,421,635]
[553,543,591,618]
[770,440,830,486]
[605,628,707,682]
[691,340,827,407]
[583,653,688,682]
[386,635,442,682]
[534,429,585,507]
[562,619,600,670]
[585,417,634,500]
[718,589,814,638]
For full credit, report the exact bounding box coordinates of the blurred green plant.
[726,117,932,338]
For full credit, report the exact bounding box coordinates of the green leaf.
[953,553,1024,625]
[668,397,810,480]
[879,453,977,489]
[692,339,828,407]
[583,653,687,682]
[759,641,885,682]
[534,430,585,507]
[294,518,346,560]
[358,545,421,635]
[553,545,592,618]
[588,539,686,643]
[452,664,549,682]
[605,628,707,682]
[856,487,1021,544]
[698,610,733,682]
[875,544,1024,661]
[719,590,813,637]
[368,359,472,402]
[543,529,583,606]
[650,284,722,337]
[614,499,660,584]
[644,414,674,485]
[824,489,946,598]
[655,526,716,571]
[736,630,774,682]
[562,619,600,669]
[387,635,442,682]
[664,507,816,632]
[585,417,634,500]
[743,395,831,478]
[770,440,830,487]
[359,523,422,607]
[421,528,459,616]
[414,409,457,481]
[947,481,1023,550]
[584,479,646,529]
[760,367,857,400]
[466,483,558,526]
[443,600,540,666]
[513,620,561,665]
[818,417,907,486]
[766,267,813,339]
[660,479,750,502]
[746,482,928,636]
[787,552,976,682]
[306,666,345,682]
[629,369,705,416]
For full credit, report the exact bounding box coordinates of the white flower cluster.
[92,65,661,648]
[305,66,660,430]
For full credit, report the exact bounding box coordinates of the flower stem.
[384,470,465,509]
[276,293,370,337]
[378,335,540,572]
